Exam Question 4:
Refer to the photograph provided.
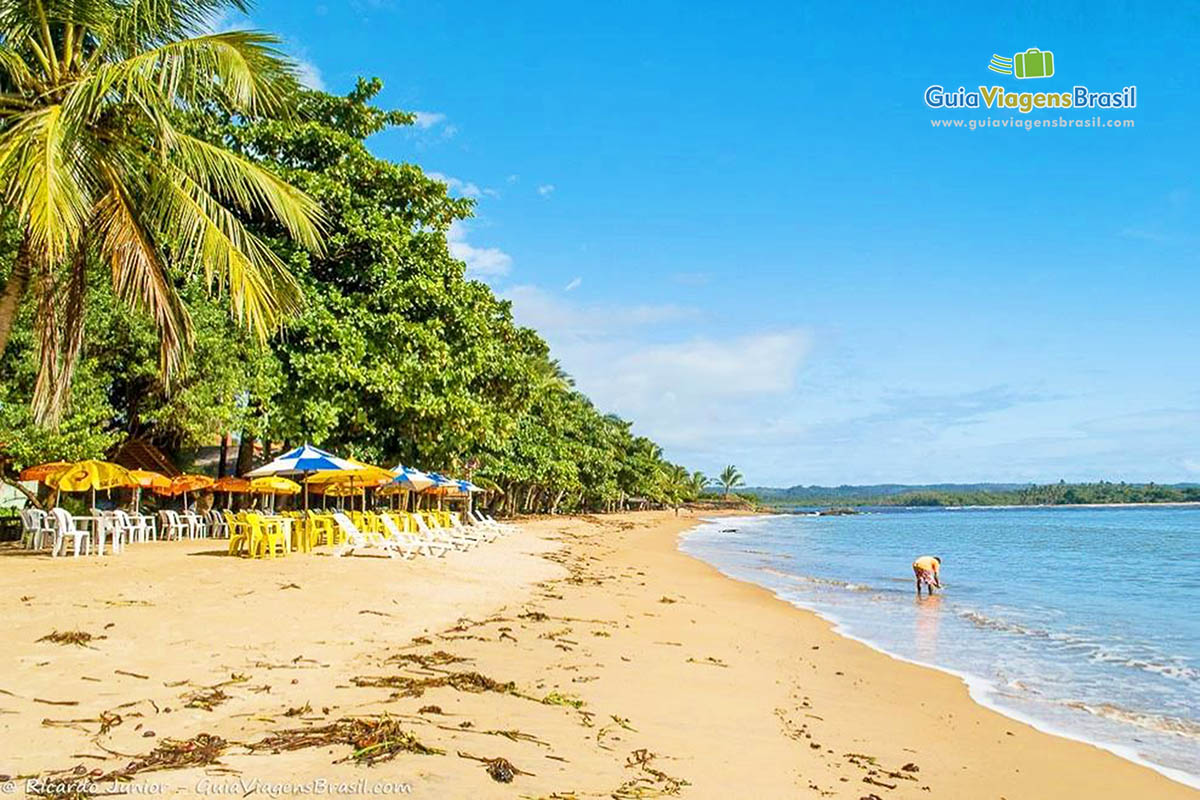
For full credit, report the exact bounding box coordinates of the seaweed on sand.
[104,733,228,778]
[249,717,443,765]
[611,749,689,798]
[38,630,103,648]
[457,751,535,783]
[385,651,469,668]
[351,670,517,698]
[540,692,583,709]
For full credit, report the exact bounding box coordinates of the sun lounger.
[380,512,448,557]
[411,512,473,551]
[332,512,403,558]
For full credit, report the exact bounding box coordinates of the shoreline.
[679,513,1200,789]
[1,510,1194,797]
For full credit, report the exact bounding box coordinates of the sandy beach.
[0,511,1194,798]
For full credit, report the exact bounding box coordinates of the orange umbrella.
[19,461,72,482]
[126,469,170,491]
[125,469,170,513]
[212,476,252,492]
[160,474,215,510]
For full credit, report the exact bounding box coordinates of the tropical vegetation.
[0,5,704,514]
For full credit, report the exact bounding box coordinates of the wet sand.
[0,511,1194,798]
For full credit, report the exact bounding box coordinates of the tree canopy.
[0,77,698,513]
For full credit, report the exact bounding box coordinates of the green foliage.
[0,78,691,513]
[759,481,1200,508]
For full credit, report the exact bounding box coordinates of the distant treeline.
[749,481,1200,508]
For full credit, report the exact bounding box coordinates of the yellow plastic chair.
[247,514,287,559]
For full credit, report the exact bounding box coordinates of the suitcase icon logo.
[987,48,1055,79]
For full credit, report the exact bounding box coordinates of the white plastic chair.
[180,510,207,538]
[113,510,151,544]
[205,510,228,538]
[90,508,127,555]
[49,508,92,558]
[157,510,188,541]
[19,508,52,550]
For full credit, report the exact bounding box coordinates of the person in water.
[913,555,942,597]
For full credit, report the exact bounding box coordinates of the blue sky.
[239,1,1199,486]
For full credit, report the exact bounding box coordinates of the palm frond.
[0,105,93,266]
[93,161,195,377]
[148,164,302,340]
[166,129,325,251]
[68,30,299,119]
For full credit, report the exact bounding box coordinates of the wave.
[956,609,1200,683]
[1059,700,1200,739]
[758,566,873,592]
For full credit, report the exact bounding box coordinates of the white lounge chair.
[447,511,495,543]
[49,508,92,558]
[380,512,448,558]
[331,512,402,558]
[412,512,473,551]
[472,510,516,534]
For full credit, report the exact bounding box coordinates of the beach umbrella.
[45,460,134,508]
[212,476,252,510]
[250,476,302,494]
[389,465,435,492]
[126,469,170,512]
[305,458,393,512]
[19,461,72,482]
[249,476,300,512]
[247,443,360,512]
[160,474,214,510]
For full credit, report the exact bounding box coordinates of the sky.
[237,1,1199,487]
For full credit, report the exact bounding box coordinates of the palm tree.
[718,464,744,496]
[689,470,707,497]
[0,0,325,424]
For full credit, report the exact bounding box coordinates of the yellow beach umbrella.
[45,460,134,508]
[250,476,301,495]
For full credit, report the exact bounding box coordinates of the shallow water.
[679,507,1200,785]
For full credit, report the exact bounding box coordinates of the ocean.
[678,507,1200,787]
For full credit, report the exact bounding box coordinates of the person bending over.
[913,555,942,597]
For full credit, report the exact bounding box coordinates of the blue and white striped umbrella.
[389,465,435,492]
[457,479,485,493]
[248,444,359,477]
[425,472,459,489]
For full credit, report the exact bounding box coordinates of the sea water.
[679,507,1200,786]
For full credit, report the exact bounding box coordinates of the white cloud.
[537,184,555,197]
[412,111,447,129]
[427,172,497,199]
[294,57,325,90]
[502,283,811,467]
[564,277,582,292]
[447,221,511,279]
[506,174,520,184]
